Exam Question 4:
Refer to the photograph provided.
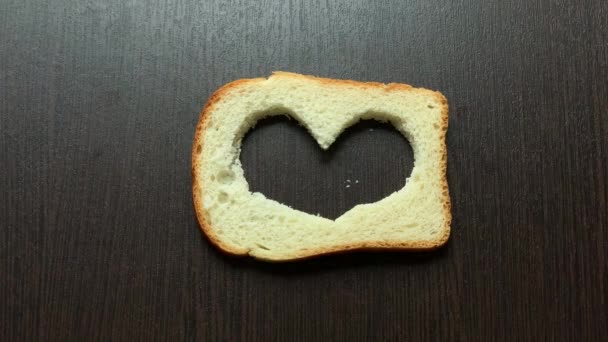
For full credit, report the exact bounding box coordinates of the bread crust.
[192,72,450,262]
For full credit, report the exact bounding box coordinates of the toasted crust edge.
[192,72,451,262]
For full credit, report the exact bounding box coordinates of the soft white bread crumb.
[192,72,451,262]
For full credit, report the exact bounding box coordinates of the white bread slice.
[192,72,450,262]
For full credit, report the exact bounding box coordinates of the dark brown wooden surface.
[1,0,607,341]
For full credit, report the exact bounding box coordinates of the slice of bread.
[192,72,450,262]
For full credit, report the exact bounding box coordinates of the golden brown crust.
[192,72,451,262]
[192,78,265,256]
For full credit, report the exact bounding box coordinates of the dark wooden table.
[2,0,607,341]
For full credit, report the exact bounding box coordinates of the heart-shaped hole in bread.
[240,116,414,219]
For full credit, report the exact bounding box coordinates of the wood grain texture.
[1,0,607,340]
